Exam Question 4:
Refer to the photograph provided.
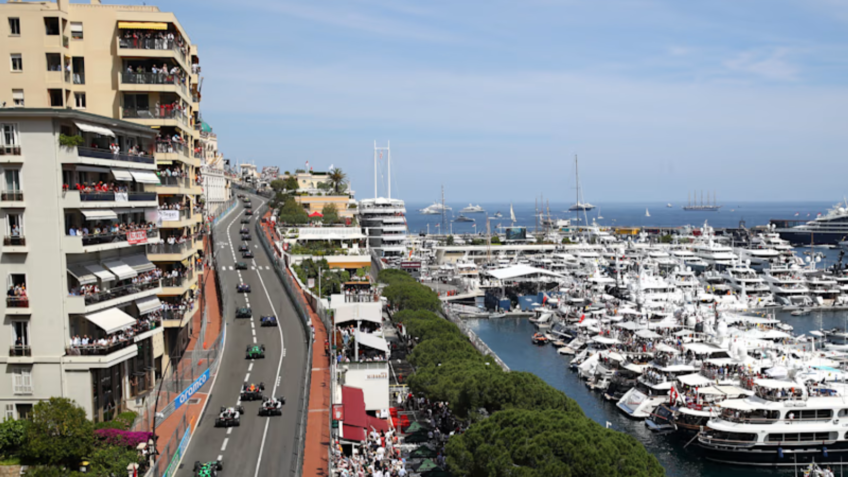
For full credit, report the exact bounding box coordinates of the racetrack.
[177,193,308,477]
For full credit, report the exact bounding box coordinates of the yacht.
[454,214,475,223]
[806,272,841,304]
[762,266,812,306]
[460,204,485,214]
[692,241,738,269]
[775,200,848,245]
[720,264,771,298]
[736,246,781,271]
[419,201,451,215]
[569,202,597,212]
[491,211,503,218]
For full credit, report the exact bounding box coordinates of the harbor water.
[466,310,848,477]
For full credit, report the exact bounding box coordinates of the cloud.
[723,48,800,81]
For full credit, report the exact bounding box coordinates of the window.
[5,169,20,194]
[43,17,59,36]
[12,89,23,107]
[4,404,13,421]
[10,54,22,72]
[7,213,23,237]
[1,124,19,154]
[74,92,86,109]
[48,89,63,107]
[11,320,28,355]
[8,18,20,36]
[15,404,31,420]
[70,22,82,39]
[45,52,61,72]
[12,367,32,394]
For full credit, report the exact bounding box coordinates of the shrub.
[93,411,137,431]
[59,134,84,148]
[22,397,93,468]
[94,429,153,448]
[0,418,27,458]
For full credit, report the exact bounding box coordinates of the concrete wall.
[341,363,389,411]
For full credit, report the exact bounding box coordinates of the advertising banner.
[160,210,180,222]
[115,192,128,202]
[174,369,210,410]
[127,229,148,245]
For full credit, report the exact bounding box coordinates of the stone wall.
[0,465,22,477]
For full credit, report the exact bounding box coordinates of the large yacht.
[459,204,486,214]
[720,264,771,297]
[692,241,737,269]
[419,202,451,215]
[762,265,811,306]
[775,201,848,245]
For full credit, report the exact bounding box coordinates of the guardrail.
[443,304,510,372]
[254,199,313,477]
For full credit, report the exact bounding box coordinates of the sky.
[91,1,848,202]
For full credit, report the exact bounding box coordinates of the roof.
[678,373,713,387]
[297,227,365,241]
[355,332,388,352]
[484,264,564,280]
[683,342,724,354]
[334,302,382,325]
[0,108,157,137]
[366,415,389,433]
[201,121,212,133]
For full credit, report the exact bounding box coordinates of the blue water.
[406,201,836,235]
[467,310,848,477]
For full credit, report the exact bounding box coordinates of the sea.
[467,311,848,477]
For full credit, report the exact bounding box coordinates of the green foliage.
[355,266,369,278]
[659,234,674,244]
[490,236,501,244]
[321,203,340,225]
[446,409,664,477]
[0,419,27,458]
[277,196,309,225]
[92,411,137,431]
[59,134,84,148]
[328,168,348,194]
[270,179,286,192]
[562,237,572,244]
[382,281,442,312]
[22,398,94,468]
[446,235,455,246]
[283,176,299,191]
[290,241,345,257]
[378,268,415,286]
[88,443,141,477]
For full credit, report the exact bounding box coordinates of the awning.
[68,264,97,285]
[75,165,111,173]
[678,373,713,387]
[103,260,137,280]
[118,21,169,30]
[75,121,115,137]
[81,209,118,220]
[341,386,367,428]
[122,254,156,272]
[85,263,117,281]
[136,296,162,315]
[85,307,136,334]
[130,171,161,184]
[366,415,389,433]
[354,331,388,352]
[112,169,134,181]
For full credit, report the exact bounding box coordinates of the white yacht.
[720,263,771,297]
[616,360,697,420]
[762,265,812,306]
[806,272,841,304]
[669,248,709,272]
[460,204,485,214]
[419,201,451,215]
[692,241,738,269]
[736,246,781,271]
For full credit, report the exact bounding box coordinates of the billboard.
[174,369,210,410]
[505,227,527,241]
[127,230,148,245]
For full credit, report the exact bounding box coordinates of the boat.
[682,190,722,211]
[419,201,451,214]
[454,215,475,223]
[531,333,549,345]
[489,312,506,319]
[774,199,848,245]
[597,207,604,220]
[645,208,650,218]
[790,308,811,316]
[667,203,672,208]
[568,156,596,211]
[460,204,485,214]
[492,211,503,218]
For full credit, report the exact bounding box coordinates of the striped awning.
[118,21,168,30]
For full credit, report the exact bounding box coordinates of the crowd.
[119,29,188,57]
[156,133,186,154]
[64,181,131,193]
[332,429,407,477]
[159,200,189,210]
[84,141,150,157]
[334,323,388,362]
[157,167,190,179]
[7,283,28,307]
[123,63,187,86]
[69,269,162,298]
[68,308,162,355]
[343,287,376,303]
[68,221,157,239]
[160,296,196,320]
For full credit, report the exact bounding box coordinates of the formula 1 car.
[235,262,248,270]
[238,244,249,252]
[194,460,223,477]
[241,218,251,224]
[258,397,285,416]
[241,234,252,241]
[240,227,249,234]
[214,407,244,427]
[260,315,278,327]
[246,344,266,359]
[244,204,252,209]
[235,307,252,319]
[237,283,251,293]
[242,250,254,259]
[240,382,266,401]
[245,209,253,216]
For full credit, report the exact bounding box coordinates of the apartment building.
[0,0,207,374]
[199,123,230,215]
[0,109,167,422]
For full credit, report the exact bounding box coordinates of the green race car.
[246,344,266,359]
[235,262,248,270]
[194,460,222,477]
[235,307,252,319]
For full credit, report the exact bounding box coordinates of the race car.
[214,406,244,427]
[235,262,248,270]
[237,283,251,293]
[241,218,251,224]
[246,344,266,359]
[235,307,252,318]
[240,382,265,401]
[244,204,252,209]
[241,234,252,241]
[245,209,253,215]
[237,194,244,199]
[242,250,254,259]
[258,397,285,416]
[238,244,249,252]
[260,315,278,327]
[240,227,249,234]
[193,460,223,477]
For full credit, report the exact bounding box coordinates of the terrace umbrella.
[308,211,323,218]
[404,430,432,443]
[410,446,438,458]
[416,459,440,473]
[404,421,428,434]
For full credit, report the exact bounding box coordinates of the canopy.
[118,21,169,30]
[121,254,156,273]
[592,336,619,345]
[85,307,136,334]
[355,332,388,353]
[130,171,161,184]
[81,209,118,220]
[635,329,661,339]
[696,386,726,396]
[334,303,382,325]
[655,343,680,354]
[715,385,749,396]
[366,415,389,433]
[111,169,134,181]
[340,385,367,442]
[136,296,162,315]
[308,211,323,218]
[678,373,713,387]
[103,260,137,280]
[75,121,115,137]
[68,264,97,285]
[485,264,564,280]
[85,263,116,281]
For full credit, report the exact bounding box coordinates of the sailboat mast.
[575,155,580,221]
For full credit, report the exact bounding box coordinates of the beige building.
[0,0,207,416]
[0,109,168,421]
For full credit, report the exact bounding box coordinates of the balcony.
[62,342,138,370]
[160,270,196,295]
[119,72,188,99]
[0,191,24,208]
[154,141,197,166]
[3,235,27,253]
[9,345,31,357]
[0,144,22,162]
[65,280,162,315]
[62,190,158,209]
[74,146,156,169]
[159,209,199,228]
[5,297,30,315]
[122,107,189,128]
[162,306,195,328]
[118,37,188,68]
[64,228,158,254]
[146,240,198,262]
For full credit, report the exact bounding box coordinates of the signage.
[400,261,421,269]
[127,229,148,245]
[174,369,210,410]
[308,278,315,289]
[160,210,181,222]
[163,424,191,477]
[333,403,345,421]
[114,192,128,202]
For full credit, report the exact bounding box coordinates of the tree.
[278,196,309,224]
[270,179,286,192]
[490,236,501,245]
[22,397,94,468]
[321,203,340,225]
[88,444,141,477]
[328,168,347,194]
[283,176,299,192]
[446,235,455,246]
[0,418,27,458]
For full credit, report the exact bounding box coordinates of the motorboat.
[454,215,475,223]
[491,211,503,218]
[419,202,451,215]
[460,204,485,214]
[531,333,549,345]
[667,203,672,208]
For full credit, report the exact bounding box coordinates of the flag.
[305,160,310,169]
[328,164,335,172]
[669,385,679,405]
[542,294,548,305]
[579,314,585,323]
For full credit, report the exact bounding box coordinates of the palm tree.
[328,168,347,194]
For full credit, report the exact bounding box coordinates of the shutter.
[22,369,31,392]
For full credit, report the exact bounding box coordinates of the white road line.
[244,372,250,382]
[218,455,223,461]
[252,328,255,336]
[248,362,253,372]
[227,427,233,435]
[221,438,229,451]
[252,336,257,343]
[229,266,234,271]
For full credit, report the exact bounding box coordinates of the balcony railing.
[78,191,157,202]
[9,345,31,357]
[122,107,188,126]
[162,271,193,288]
[77,228,158,247]
[155,141,188,156]
[158,209,191,222]
[158,176,190,188]
[0,145,22,156]
[79,280,160,306]
[147,241,190,255]
[76,146,155,165]
[4,235,25,246]
[120,72,187,95]
[73,73,85,85]
[2,191,23,201]
[118,37,187,63]
[65,318,162,356]
[6,297,29,308]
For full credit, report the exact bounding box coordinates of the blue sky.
[111,1,848,202]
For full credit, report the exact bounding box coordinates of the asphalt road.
[177,193,308,477]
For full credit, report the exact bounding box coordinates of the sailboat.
[666,203,672,208]
[568,156,596,211]
[597,207,604,220]
[645,208,651,218]
[510,203,516,223]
